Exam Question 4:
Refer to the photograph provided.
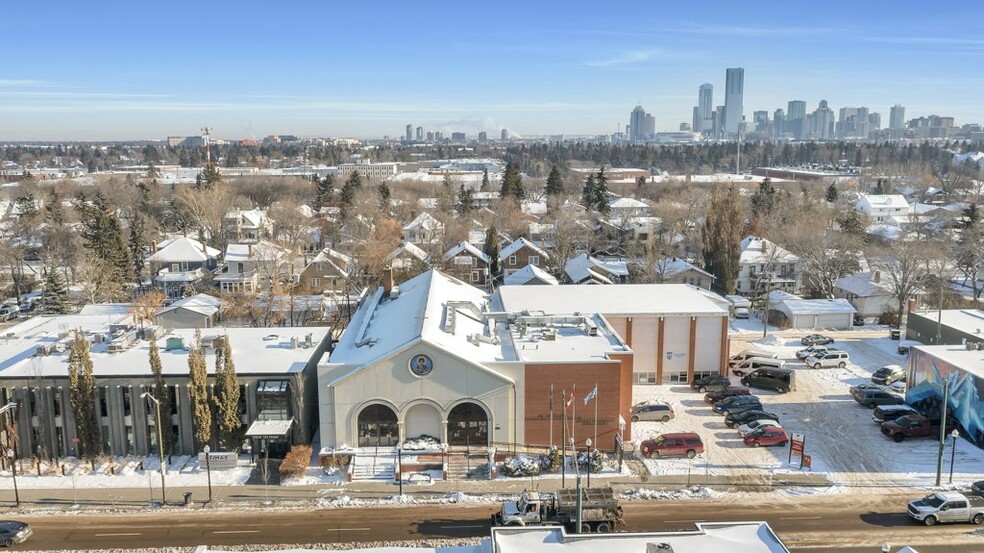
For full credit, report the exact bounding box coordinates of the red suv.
[743,426,789,447]
[640,432,705,459]
[703,386,751,405]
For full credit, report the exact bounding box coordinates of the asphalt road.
[12,492,984,552]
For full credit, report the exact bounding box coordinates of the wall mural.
[908,350,984,446]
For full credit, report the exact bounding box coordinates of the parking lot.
[631,331,984,490]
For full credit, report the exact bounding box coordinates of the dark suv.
[725,409,779,428]
[712,395,762,415]
[852,388,905,408]
[691,375,732,393]
[640,432,704,459]
[704,386,751,404]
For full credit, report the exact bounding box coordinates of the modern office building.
[787,101,807,139]
[415,126,423,141]
[629,106,655,141]
[723,68,744,138]
[811,100,834,140]
[405,125,413,142]
[773,108,785,137]
[890,104,906,129]
[694,83,713,133]
[500,128,508,141]
[753,111,769,132]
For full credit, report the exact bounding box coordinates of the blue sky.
[2,1,983,140]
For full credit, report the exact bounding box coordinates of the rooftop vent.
[165,336,185,351]
[646,544,674,553]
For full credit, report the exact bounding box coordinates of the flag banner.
[584,386,597,406]
[549,383,554,411]
[566,385,575,407]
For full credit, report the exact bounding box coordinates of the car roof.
[0,521,26,529]
[659,432,700,439]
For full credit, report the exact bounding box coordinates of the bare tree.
[874,241,931,317]
[176,184,239,249]
[785,220,863,298]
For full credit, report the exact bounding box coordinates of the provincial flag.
[566,384,576,407]
[584,386,598,406]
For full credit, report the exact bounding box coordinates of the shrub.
[577,449,605,473]
[501,447,561,477]
[279,444,312,480]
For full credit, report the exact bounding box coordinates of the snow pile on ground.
[281,466,347,487]
[316,492,507,508]
[620,486,722,501]
[402,435,444,451]
[754,334,788,348]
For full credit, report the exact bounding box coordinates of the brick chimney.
[907,298,917,313]
[382,267,394,298]
[873,270,881,283]
[151,241,158,253]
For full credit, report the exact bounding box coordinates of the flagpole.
[549,383,554,448]
[593,382,598,451]
[572,385,578,480]
[561,388,567,488]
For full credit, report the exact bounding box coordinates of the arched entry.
[404,403,441,441]
[357,403,399,447]
[447,402,489,446]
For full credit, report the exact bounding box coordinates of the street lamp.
[141,392,167,505]
[203,444,213,504]
[949,429,960,485]
[6,448,18,507]
[584,438,592,488]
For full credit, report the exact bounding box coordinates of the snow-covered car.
[796,345,830,360]
[872,365,906,385]
[890,380,907,393]
[737,419,780,437]
[800,334,834,346]
[805,350,850,369]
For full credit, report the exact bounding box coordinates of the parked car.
[881,415,956,442]
[639,433,704,459]
[852,388,905,408]
[631,401,674,423]
[872,404,920,424]
[712,395,762,416]
[741,367,796,393]
[690,375,732,393]
[738,419,780,437]
[703,386,751,404]
[889,327,901,340]
[743,426,789,447]
[734,307,750,319]
[724,409,780,428]
[898,340,916,355]
[872,365,907,386]
[0,521,32,547]
[731,357,786,377]
[796,345,831,360]
[853,313,865,326]
[728,350,779,368]
[0,305,19,322]
[800,334,834,346]
[18,297,39,313]
[849,382,886,396]
[806,351,850,369]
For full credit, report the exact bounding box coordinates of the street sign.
[801,454,812,470]
[788,433,806,464]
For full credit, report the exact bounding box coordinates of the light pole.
[203,444,213,503]
[141,392,167,505]
[949,429,960,484]
[584,438,592,488]
[935,377,951,487]
[7,448,18,507]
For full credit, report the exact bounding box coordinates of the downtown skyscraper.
[724,68,744,137]
[692,83,713,134]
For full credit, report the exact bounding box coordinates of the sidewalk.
[0,469,834,513]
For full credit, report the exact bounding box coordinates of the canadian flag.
[566,384,576,408]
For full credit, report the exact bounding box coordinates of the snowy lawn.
[632,332,984,491]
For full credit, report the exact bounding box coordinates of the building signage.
[789,432,806,464]
[198,451,238,470]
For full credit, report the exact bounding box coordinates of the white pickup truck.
[907,491,984,526]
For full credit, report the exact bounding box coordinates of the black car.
[725,409,779,428]
[690,375,732,393]
[712,395,762,415]
[853,313,865,326]
[0,521,31,547]
[800,334,834,346]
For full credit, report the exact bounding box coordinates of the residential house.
[442,241,491,287]
[608,197,649,218]
[564,253,630,285]
[384,241,431,282]
[655,258,715,289]
[834,270,898,318]
[299,248,354,294]
[503,264,559,286]
[771,296,856,330]
[154,293,222,328]
[499,237,550,278]
[215,240,295,293]
[145,237,221,299]
[224,209,273,243]
[856,194,911,226]
[403,212,444,244]
[736,236,802,295]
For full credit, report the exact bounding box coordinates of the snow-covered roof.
[776,298,855,315]
[503,264,559,286]
[500,237,550,261]
[403,211,443,232]
[245,418,293,437]
[834,271,893,297]
[858,194,910,211]
[565,254,613,285]
[954,151,984,165]
[225,240,289,263]
[147,236,220,263]
[442,241,490,264]
[77,304,134,317]
[520,200,547,215]
[156,293,222,318]
[307,248,353,273]
[660,258,714,279]
[384,241,430,265]
[497,283,729,316]
[609,197,648,209]
[0,321,326,379]
[225,208,268,227]
[912,309,984,336]
[739,236,799,265]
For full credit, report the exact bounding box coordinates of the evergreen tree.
[593,168,610,215]
[215,336,242,450]
[581,174,597,208]
[702,185,744,294]
[68,330,99,461]
[377,182,391,211]
[42,270,72,314]
[545,166,564,196]
[314,174,334,211]
[76,192,133,291]
[195,164,221,190]
[499,162,524,199]
[750,177,777,220]
[837,210,868,243]
[872,178,886,194]
[128,214,147,287]
[480,169,490,192]
[961,202,979,230]
[45,189,66,225]
[483,226,501,280]
[148,338,175,455]
[825,182,839,203]
[458,185,474,215]
[188,329,212,448]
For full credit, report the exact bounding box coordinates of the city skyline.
[2,1,984,140]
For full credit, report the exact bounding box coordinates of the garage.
[773,298,856,330]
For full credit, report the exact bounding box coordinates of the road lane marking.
[780,516,822,520]
[95,533,142,537]
[212,530,261,534]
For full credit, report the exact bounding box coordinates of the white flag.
[583,386,597,406]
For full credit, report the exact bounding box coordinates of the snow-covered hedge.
[501,447,559,477]
[577,449,604,473]
[402,435,442,451]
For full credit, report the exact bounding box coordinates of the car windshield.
[653,437,665,446]
[924,494,945,508]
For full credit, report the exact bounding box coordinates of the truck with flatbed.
[907,491,984,526]
[880,414,954,442]
[492,486,624,533]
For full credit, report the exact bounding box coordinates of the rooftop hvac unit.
[304,333,313,348]
[35,345,50,356]
[165,336,185,351]
[542,330,557,341]
[290,336,299,349]
[646,544,674,553]
[93,333,105,344]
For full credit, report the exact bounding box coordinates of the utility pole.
[141,393,167,505]
[935,377,951,487]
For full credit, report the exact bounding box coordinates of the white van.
[731,357,786,377]
[728,350,779,368]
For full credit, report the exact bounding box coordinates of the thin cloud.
[0,79,48,87]
[585,49,669,67]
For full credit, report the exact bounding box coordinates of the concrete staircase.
[351,451,396,481]
[446,448,490,480]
